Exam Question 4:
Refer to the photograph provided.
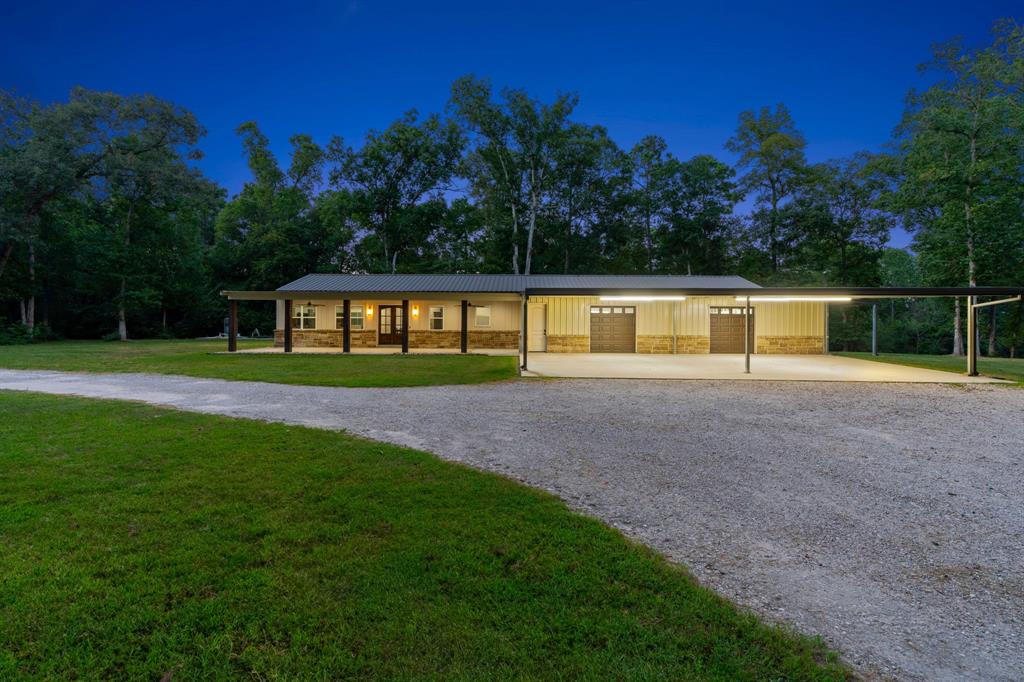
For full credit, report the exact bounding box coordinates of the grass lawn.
[0,391,848,680]
[836,352,1024,385]
[0,339,519,387]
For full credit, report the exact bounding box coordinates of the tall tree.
[330,110,463,273]
[0,88,205,332]
[450,75,577,274]
[888,19,1024,354]
[213,123,350,296]
[725,104,808,274]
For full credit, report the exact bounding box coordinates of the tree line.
[2,19,1022,354]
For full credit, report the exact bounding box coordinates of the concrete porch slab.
[523,352,1005,383]
[228,347,518,356]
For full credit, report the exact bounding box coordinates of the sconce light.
[411,305,420,318]
[366,305,374,317]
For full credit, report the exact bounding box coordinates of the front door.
[528,303,547,351]
[378,305,405,345]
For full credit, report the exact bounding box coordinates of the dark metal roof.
[277,273,762,293]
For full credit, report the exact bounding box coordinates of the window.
[292,304,316,330]
[334,305,364,330]
[474,305,491,328]
[429,306,444,330]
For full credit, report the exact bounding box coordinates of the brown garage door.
[590,305,635,353]
[709,306,754,353]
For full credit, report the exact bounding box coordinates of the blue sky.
[2,0,1019,247]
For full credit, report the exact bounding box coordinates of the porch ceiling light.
[735,296,852,302]
[600,295,686,301]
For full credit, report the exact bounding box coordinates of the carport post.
[521,295,528,371]
[744,296,751,374]
[967,296,978,376]
[228,300,238,352]
[283,300,293,353]
[871,303,878,356]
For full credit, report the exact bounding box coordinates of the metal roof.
[276,273,761,293]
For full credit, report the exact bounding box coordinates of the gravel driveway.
[1,370,1021,681]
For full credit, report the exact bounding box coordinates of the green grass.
[0,392,848,680]
[0,339,519,387]
[835,352,1024,385]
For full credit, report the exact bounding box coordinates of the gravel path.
[1,369,1022,681]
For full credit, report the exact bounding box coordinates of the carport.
[522,352,1005,383]
[519,285,1024,380]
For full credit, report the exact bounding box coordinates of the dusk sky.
[3,0,1020,247]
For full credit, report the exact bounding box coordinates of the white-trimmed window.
[335,305,365,330]
[429,306,444,330]
[293,304,316,330]
[474,305,491,328]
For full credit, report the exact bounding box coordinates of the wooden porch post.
[284,299,293,353]
[460,300,468,353]
[342,299,351,353]
[228,300,238,352]
[401,299,409,354]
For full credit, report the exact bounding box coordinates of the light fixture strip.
[599,295,687,301]
[734,296,852,302]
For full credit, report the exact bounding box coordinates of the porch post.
[521,295,528,371]
[228,300,238,352]
[401,299,409,354]
[967,295,978,376]
[744,296,751,374]
[460,300,468,353]
[871,303,878,356]
[284,299,293,353]
[342,299,351,353]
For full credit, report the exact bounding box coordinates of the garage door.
[709,306,754,353]
[590,306,635,353]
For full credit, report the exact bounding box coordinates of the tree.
[212,123,352,337]
[888,19,1024,354]
[450,75,577,274]
[726,104,808,274]
[0,87,205,333]
[329,110,464,272]
[659,154,742,276]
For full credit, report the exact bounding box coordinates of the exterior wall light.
[366,305,374,317]
[411,304,419,318]
[599,296,687,301]
[735,296,852,302]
